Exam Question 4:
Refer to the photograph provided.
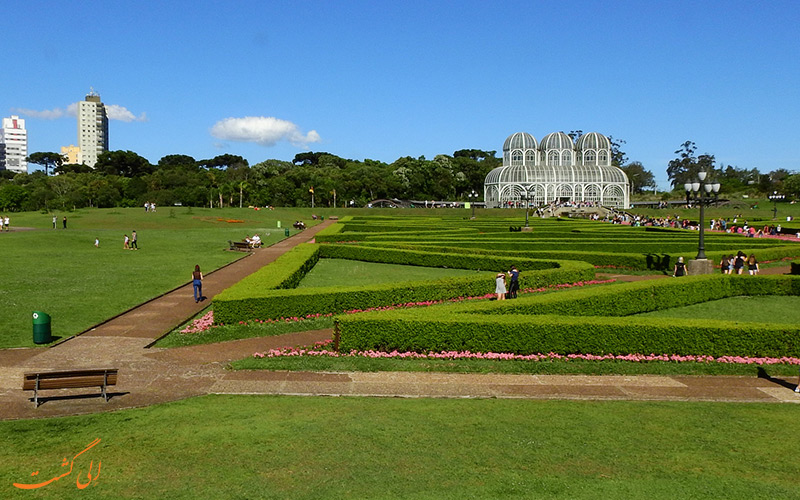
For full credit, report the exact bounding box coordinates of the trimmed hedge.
[217,244,321,300]
[335,275,800,357]
[361,242,800,272]
[213,244,595,324]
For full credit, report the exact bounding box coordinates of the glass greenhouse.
[484,132,630,209]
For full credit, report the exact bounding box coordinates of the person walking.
[508,266,520,298]
[747,254,759,275]
[720,255,730,274]
[123,234,130,249]
[733,251,746,275]
[130,230,138,250]
[673,257,688,277]
[63,216,67,229]
[3,215,8,232]
[495,272,507,301]
[52,215,57,229]
[192,265,204,303]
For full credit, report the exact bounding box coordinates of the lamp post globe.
[468,190,478,219]
[769,191,784,220]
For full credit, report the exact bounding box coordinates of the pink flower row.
[253,342,800,366]
[180,279,616,334]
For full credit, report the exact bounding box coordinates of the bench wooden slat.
[229,240,254,251]
[23,368,117,379]
[22,369,118,407]
[23,374,118,391]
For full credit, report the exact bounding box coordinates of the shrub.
[213,244,595,324]
[335,275,800,357]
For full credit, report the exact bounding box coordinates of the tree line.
[666,140,797,197]
[1,149,505,212]
[1,138,792,212]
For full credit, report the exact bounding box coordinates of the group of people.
[720,252,759,275]
[293,221,306,230]
[0,215,9,232]
[244,234,262,248]
[52,215,68,229]
[673,252,760,277]
[143,202,157,212]
[123,231,139,250]
[494,266,520,300]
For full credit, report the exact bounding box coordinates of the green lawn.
[2,395,798,499]
[636,295,800,324]
[0,207,317,348]
[155,260,489,348]
[297,258,492,288]
[153,313,334,348]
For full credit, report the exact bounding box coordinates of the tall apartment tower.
[0,115,28,174]
[77,90,109,167]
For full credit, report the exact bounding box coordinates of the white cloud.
[11,107,68,120]
[106,104,147,122]
[13,102,146,122]
[210,116,321,147]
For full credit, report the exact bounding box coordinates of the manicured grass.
[636,296,800,324]
[232,349,800,377]
[0,207,317,348]
[297,258,492,288]
[2,395,799,499]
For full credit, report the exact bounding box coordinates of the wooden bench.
[228,240,253,252]
[23,368,118,407]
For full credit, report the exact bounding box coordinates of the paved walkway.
[2,235,799,420]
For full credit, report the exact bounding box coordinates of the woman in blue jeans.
[192,265,203,303]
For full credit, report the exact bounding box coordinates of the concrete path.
[2,230,799,421]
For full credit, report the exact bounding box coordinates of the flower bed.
[253,340,800,366]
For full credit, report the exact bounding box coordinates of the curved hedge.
[360,242,800,272]
[213,244,595,324]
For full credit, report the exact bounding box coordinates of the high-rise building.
[77,90,108,167]
[0,115,28,174]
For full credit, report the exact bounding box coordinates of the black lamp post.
[521,189,530,227]
[684,172,721,261]
[769,191,784,220]
[468,190,478,219]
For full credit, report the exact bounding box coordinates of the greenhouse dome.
[484,131,629,209]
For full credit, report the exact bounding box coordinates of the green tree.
[0,184,28,211]
[96,150,153,177]
[157,154,197,169]
[54,163,93,174]
[621,162,656,194]
[608,136,628,168]
[27,152,65,176]
[200,154,248,170]
[782,174,800,198]
[666,141,716,189]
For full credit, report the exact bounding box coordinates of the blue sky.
[5,0,799,189]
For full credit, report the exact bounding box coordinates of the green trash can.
[320,216,324,221]
[284,228,290,237]
[32,311,52,344]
